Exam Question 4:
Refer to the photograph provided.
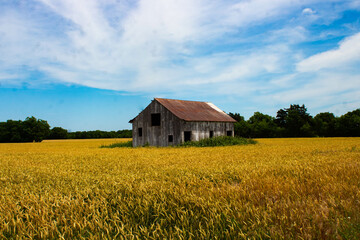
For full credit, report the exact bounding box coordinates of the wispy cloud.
[297,32,360,72]
[0,0,359,115]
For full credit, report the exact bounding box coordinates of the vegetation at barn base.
[179,136,256,147]
[0,138,359,239]
[101,136,256,148]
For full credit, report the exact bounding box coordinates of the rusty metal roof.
[155,98,236,122]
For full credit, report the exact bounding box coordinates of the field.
[0,138,359,239]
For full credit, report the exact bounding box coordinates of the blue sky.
[0,0,360,131]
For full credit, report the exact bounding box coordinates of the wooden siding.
[132,100,182,147]
[181,121,234,142]
[131,100,235,147]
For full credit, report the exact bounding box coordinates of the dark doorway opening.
[210,131,214,138]
[138,128,142,137]
[151,113,161,126]
[184,131,191,142]
[227,131,232,136]
[168,135,173,143]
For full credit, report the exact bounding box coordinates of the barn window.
[227,130,232,136]
[151,113,161,126]
[138,128,142,137]
[168,135,173,142]
[210,131,214,138]
[184,131,191,142]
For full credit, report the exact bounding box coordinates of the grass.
[0,138,359,239]
[179,136,256,147]
[101,136,256,148]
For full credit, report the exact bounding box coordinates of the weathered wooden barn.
[129,98,237,147]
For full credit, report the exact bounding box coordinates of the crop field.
[0,138,359,239]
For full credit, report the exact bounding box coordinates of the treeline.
[66,130,132,139]
[230,104,360,138]
[1,105,359,142]
[0,117,50,142]
[0,116,132,143]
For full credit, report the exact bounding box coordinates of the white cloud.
[267,26,308,44]
[0,0,359,101]
[1,0,293,91]
[349,0,360,9]
[223,0,306,27]
[302,8,316,15]
[271,73,360,103]
[0,73,24,86]
[252,72,360,119]
[297,32,360,72]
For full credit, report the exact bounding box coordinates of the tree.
[0,120,22,142]
[313,112,337,137]
[234,121,252,138]
[275,104,314,137]
[248,112,278,138]
[49,127,68,139]
[228,112,252,137]
[275,109,287,128]
[0,117,132,142]
[21,117,50,142]
[117,130,132,138]
[337,109,360,137]
[228,112,245,122]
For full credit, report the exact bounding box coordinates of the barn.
[129,98,237,147]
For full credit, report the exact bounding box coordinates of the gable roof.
[128,98,235,123]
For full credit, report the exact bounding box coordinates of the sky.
[0,0,360,131]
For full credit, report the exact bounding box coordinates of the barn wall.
[132,100,182,147]
[181,121,234,142]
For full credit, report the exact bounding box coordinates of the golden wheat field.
[0,138,359,239]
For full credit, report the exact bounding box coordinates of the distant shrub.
[101,141,133,148]
[178,136,256,147]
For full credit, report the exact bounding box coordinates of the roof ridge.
[155,97,210,103]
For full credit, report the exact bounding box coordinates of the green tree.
[275,109,287,128]
[49,127,68,139]
[248,112,278,138]
[229,113,252,137]
[0,120,22,142]
[228,112,245,122]
[117,130,132,138]
[21,116,50,142]
[337,109,360,137]
[313,112,337,137]
[275,104,314,137]
[234,121,252,138]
